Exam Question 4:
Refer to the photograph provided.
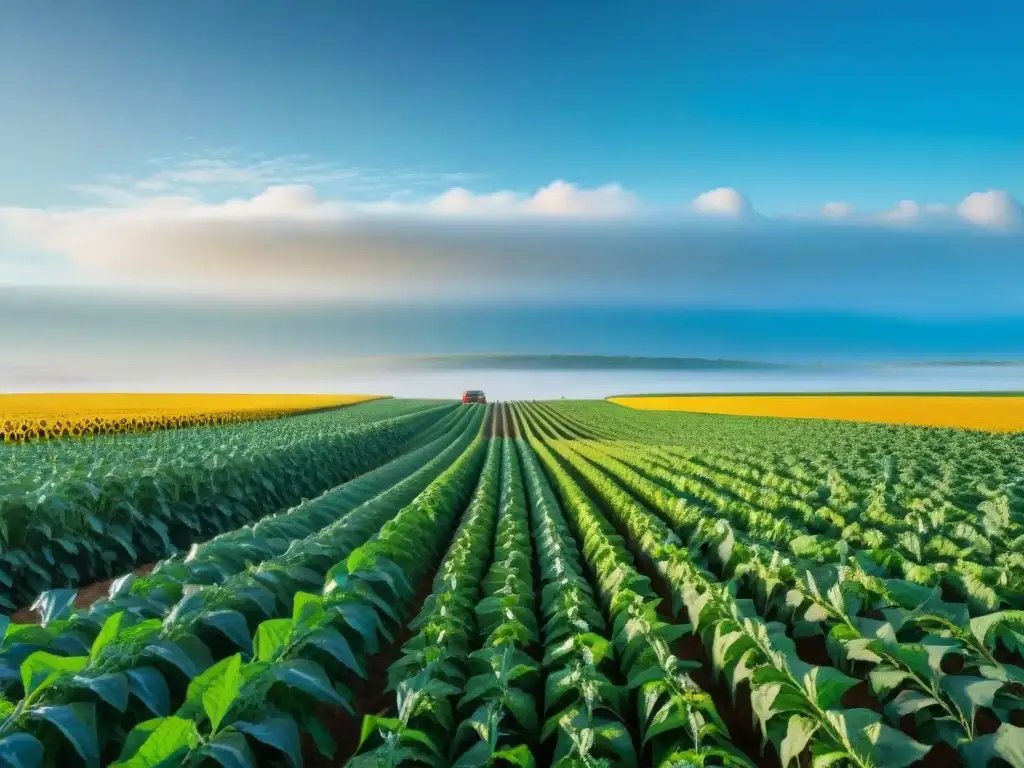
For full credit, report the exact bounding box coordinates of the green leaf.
[31,589,76,627]
[20,651,88,698]
[233,717,302,768]
[939,675,1003,725]
[826,709,930,768]
[30,703,99,767]
[306,626,366,677]
[0,733,44,768]
[969,611,1024,650]
[804,666,858,711]
[202,611,253,654]
[90,611,125,660]
[642,698,695,747]
[272,659,352,711]
[145,639,205,679]
[401,727,443,758]
[291,591,324,626]
[960,723,1024,768]
[868,667,910,699]
[885,690,942,719]
[73,672,130,712]
[505,688,540,736]
[126,667,171,716]
[111,716,201,768]
[492,744,536,767]
[452,741,494,768]
[253,618,292,662]
[199,732,256,768]
[202,653,243,733]
[780,715,818,768]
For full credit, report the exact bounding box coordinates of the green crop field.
[1,398,1022,767]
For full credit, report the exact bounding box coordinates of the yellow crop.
[0,393,384,443]
[609,394,1024,432]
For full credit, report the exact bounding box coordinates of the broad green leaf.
[253,618,292,662]
[30,589,76,627]
[960,723,1024,768]
[970,611,1024,650]
[145,639,205,679]
[452,740,493,768]
[90,611,125,660]
[505,687,540,736]
[73,672,130,712]
[20,651,88,698]
[30,703,99,767]
[358,714,401,750]
[306,626,366,677]
[861,720,932,768]
[111,716,201,768]
[885,690,942,719]
[868,667,910,699]
[804,666,858,711]
[401,727,443,757]
[233,717,302,768]
[202,611,252,654]
[781,715,817,768]
[939,675,1003,725]
[272,659,352,711]
[126,667,171,716]
[199,732,256,768]
[0,733,44,768]
[202,653,243,733]
[492,744,536,767]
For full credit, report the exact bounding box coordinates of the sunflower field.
[0,398,1022,767]
[0,393,385,443]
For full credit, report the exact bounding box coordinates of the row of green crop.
[527,402,1024,766]
[0,407,486,766]
[0,400,454,610]
[1,405,481,658]
[351,437,503,765]
[354,426,633,768]
[537,397,1024,613]
[568,438,1024,762]
[519,403,923,766]
[514,403,756,767]
[533,400,1024,580]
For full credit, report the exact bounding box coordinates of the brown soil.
[484,403,517,439]
[10,562,156,624]
[484,404,497,438]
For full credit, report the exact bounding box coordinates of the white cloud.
[881,199,923,223]
[957,189,1024,229]
[2,168,1023,306]
[428,180,638,218]
[821,201,855,218]
[873,191,1022,229]
[691,187,754,219]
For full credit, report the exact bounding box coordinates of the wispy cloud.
[69,150,488,205]
[2,154,1023,313]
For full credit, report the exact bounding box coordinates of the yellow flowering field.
[608,394,1024,432]
[0,393,384,442]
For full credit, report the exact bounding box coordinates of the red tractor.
[461,390,487,404]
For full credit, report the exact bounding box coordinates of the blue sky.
[2,1,1024,390]
[3,1,1023,211]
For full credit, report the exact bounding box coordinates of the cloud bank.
[1,172,1022,311]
